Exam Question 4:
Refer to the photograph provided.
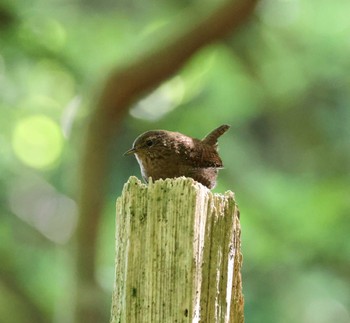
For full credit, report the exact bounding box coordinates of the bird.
[124,124,230,189]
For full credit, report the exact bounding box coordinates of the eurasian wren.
[124,124,230,189]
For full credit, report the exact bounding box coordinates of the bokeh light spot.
[19,17,66,52]
[12,115,63,169]
[130,76,184,121]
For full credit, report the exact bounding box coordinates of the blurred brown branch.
[75,0,258,322]
[0,4,16,29]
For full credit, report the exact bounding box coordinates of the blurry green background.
[1,0,349,322]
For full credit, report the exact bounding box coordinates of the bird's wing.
[183,145,224,168]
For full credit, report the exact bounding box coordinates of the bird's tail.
[201,124,230,146]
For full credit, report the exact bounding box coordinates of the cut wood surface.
[111,176,243,323]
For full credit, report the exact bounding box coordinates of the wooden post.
[110,176,243,323]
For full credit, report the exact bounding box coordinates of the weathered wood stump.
[110,176,243,323]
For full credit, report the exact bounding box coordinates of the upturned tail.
[201,124,230,146]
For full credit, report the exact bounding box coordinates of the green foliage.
[1,0,349,322]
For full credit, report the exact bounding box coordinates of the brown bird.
[124,125,230,189]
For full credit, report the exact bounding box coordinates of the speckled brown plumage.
[124,125,230,189]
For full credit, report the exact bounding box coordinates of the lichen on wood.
[110,176,243,323]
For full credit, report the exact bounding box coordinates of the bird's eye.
[146,139,153,147]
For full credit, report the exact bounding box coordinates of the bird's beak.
[123,148,136,156]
